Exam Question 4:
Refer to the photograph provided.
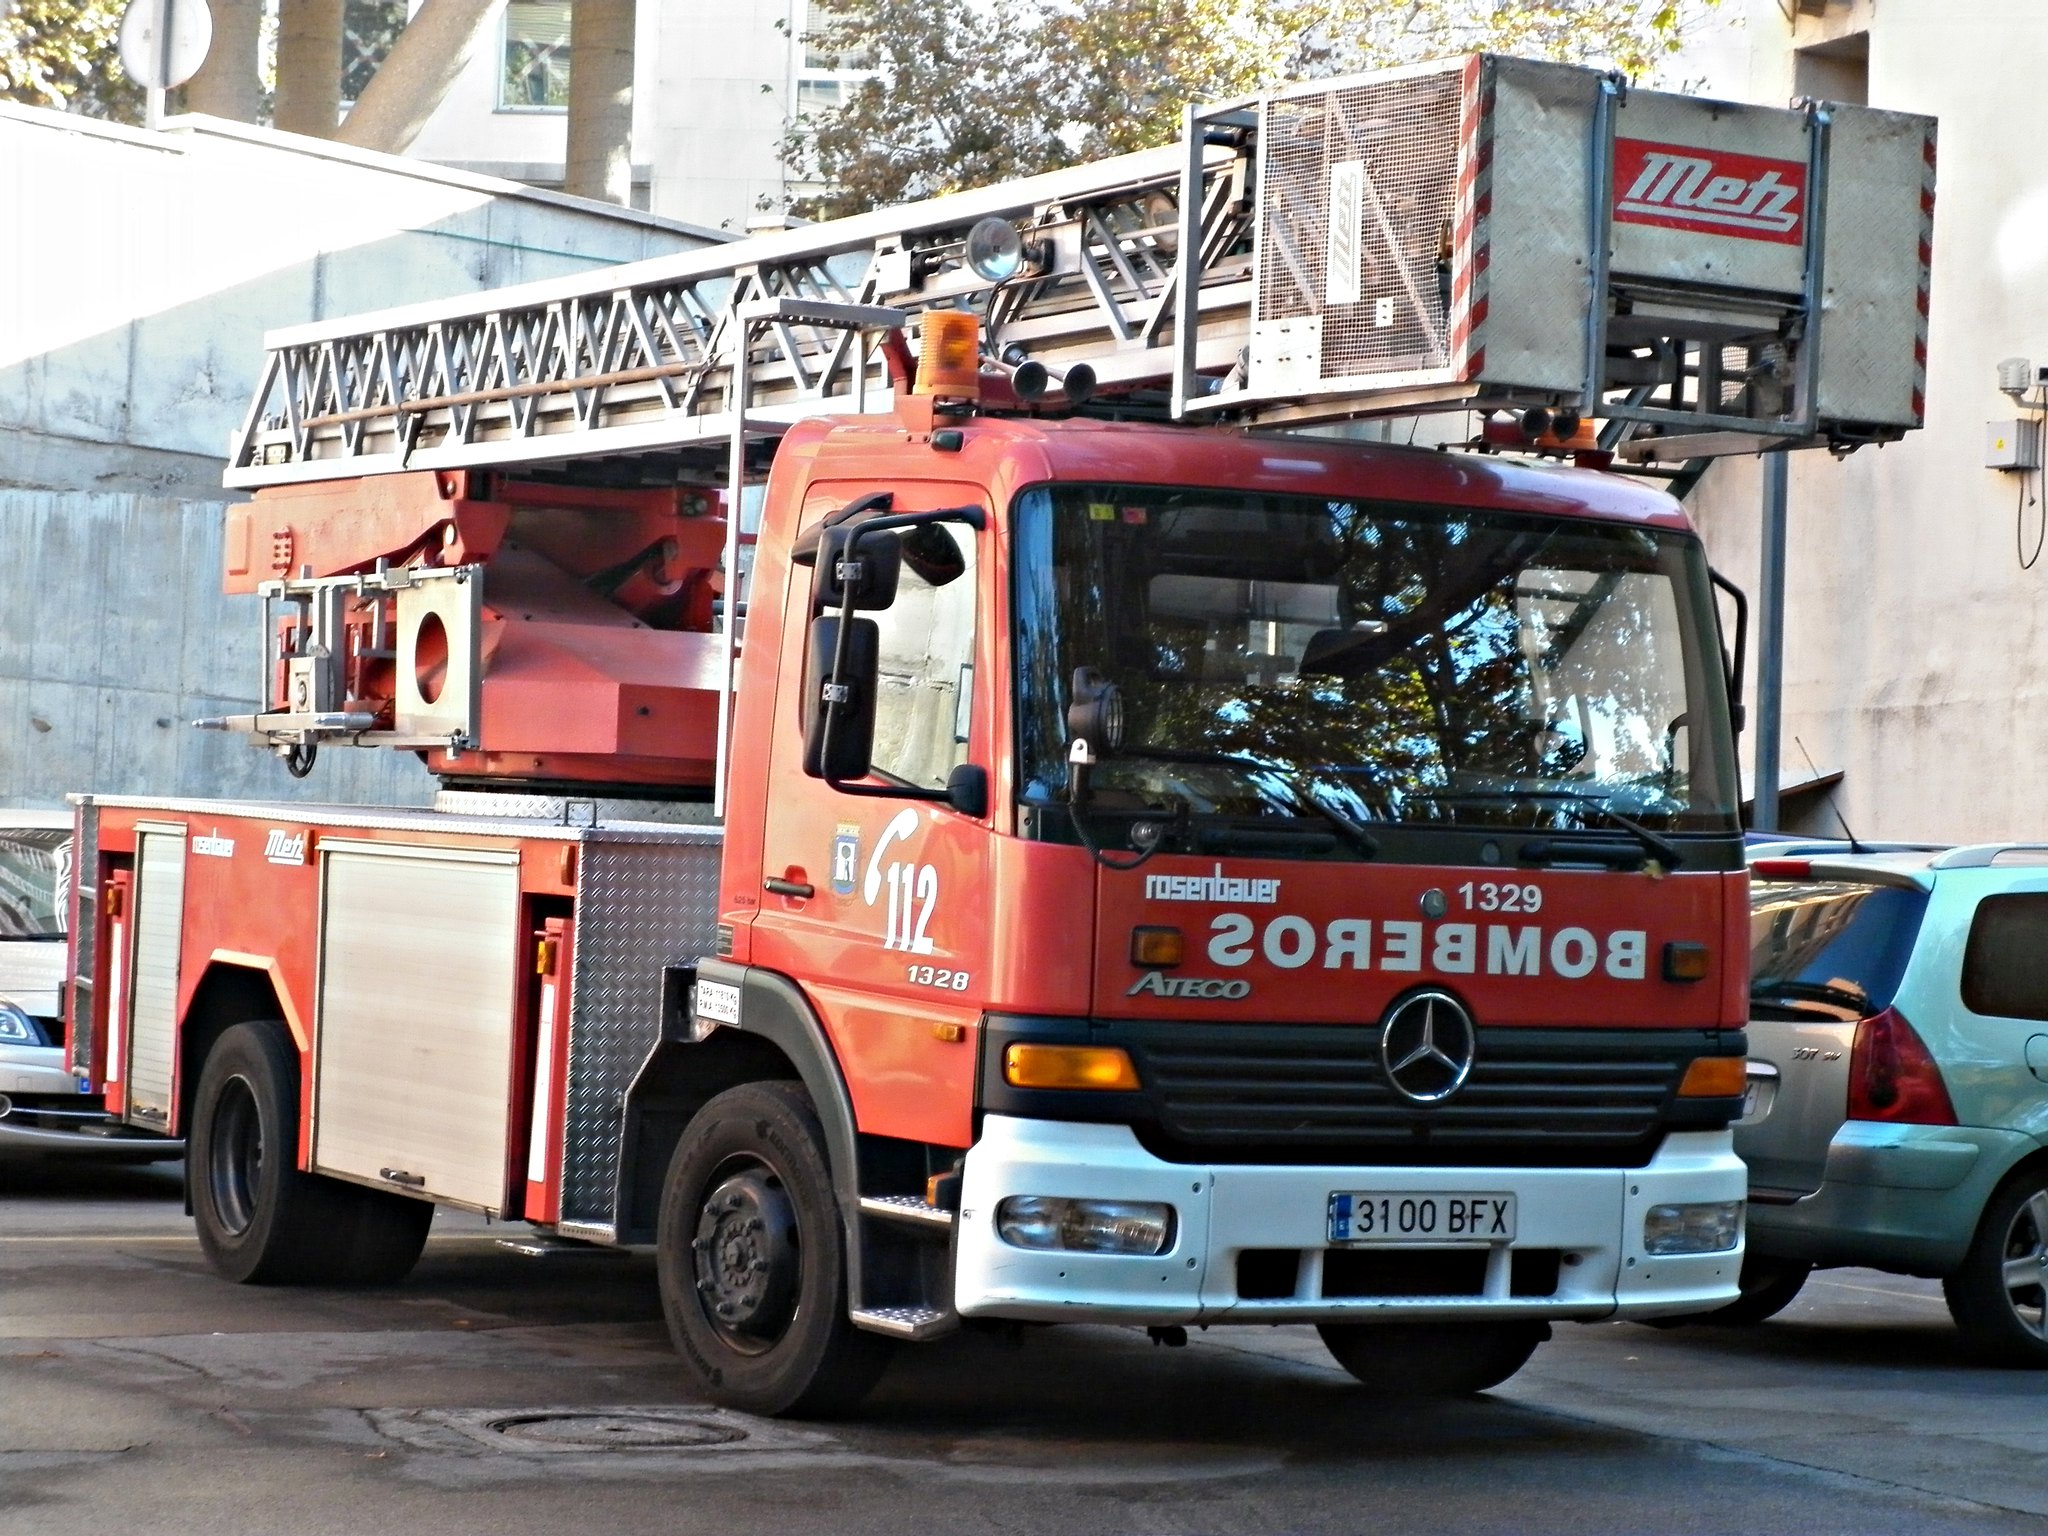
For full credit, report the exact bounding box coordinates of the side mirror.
[812,525,902,614]
[945,763,988,818]
[802,615,879,780]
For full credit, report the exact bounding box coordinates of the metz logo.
[263,830,307,866]
[1614,139,1806,246]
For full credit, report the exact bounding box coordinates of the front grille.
[1122,1023,1718,1168]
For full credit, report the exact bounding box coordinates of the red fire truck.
[64,58,1934,1414]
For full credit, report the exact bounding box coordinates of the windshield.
[1012,483,1739,849]
[1749,879,1928,1020]
[0,825,69,939]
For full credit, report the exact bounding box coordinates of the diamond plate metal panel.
[1812,105,1931,430]
[560,832,725,1228]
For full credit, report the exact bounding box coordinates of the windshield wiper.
[1406,788,1683,869]
[1570,803,1684,868]
[1113,747,1378,858]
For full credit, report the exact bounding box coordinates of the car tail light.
[1847,1007,1956,1125]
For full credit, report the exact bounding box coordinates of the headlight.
[995,1196,1176,1255]
[1644,1200,1743,1255]
[0,1002,40,1045]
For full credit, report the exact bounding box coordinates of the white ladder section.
[225,135,1259,489]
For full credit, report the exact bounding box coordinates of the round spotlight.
[965,218,1027,283]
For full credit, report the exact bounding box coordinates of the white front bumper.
[955,1116,1744,1326]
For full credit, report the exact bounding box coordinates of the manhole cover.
[367,1405,840,1457]
[484,1412,746,1450]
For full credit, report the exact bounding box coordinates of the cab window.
[868,523,977,790]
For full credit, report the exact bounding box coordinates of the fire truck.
[64,58,1934,1414]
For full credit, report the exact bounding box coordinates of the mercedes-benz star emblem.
[1379,991,1477,1104]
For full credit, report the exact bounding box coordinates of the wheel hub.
[691,1169,799,1345]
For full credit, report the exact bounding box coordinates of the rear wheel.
[656,1081,891,1417]
[1315,1321,1549,1396]
[190,1022,432,1285]
[1944,1169,2048,1366]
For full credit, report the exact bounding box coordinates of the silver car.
[1727,841,2048,1363]
[1,811,181,1159]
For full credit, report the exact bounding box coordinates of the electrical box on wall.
[1986,418,2041,470]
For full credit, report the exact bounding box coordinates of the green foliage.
[0,0,145,121]
[787,0,1719,218]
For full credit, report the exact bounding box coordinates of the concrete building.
[0,104,724,812]
[398,0,856,229]
[1680,0,2048,841]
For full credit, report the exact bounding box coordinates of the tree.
[333,0,498,152]
[789,0,1719,218]
[275,0,343,135]
[184,0,266,123]
[0,0,144,121]
[564,0,635,203]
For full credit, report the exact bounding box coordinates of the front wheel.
[1943,1169,2048,1366]
[1316,1321,1549,1396]
[656,1082,891,1417]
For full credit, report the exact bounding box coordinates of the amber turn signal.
[1003,1044,1140,1092]
[1677,1055,1748,1098]
[915,310,982,398]
[1130,926,1184,967]
[1662,941,1710,982]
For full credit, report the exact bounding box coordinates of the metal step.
[495,1235,627,1259]
[859,1194,955,1231]
[849,1305,957,1341]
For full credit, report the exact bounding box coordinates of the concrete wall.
[1682,0,2048,842]
[0,105,723,812]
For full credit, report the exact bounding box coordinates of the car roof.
[1747,837,2048,891]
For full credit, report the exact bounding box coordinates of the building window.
[342,0,408,106]
[502,0,571,111]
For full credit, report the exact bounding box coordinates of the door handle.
[764,876,815,899]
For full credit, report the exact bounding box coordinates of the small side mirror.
[812,525,902,614]
[945,763,988,818]
[802,616,879,780]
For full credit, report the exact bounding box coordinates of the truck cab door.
[749,484,994,1151]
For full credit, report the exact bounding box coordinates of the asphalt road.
[3,1157,2044,1536]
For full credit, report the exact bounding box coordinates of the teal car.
[1731,842,2048,1364]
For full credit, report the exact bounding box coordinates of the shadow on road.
[0,1156,185,1203]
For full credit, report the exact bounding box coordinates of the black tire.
[1315,1321,1549,1395]
[656,1081,891,1417]
[189,1022,432,1286]
[1699,1253,1812,1326]
[1943,1168,2048,1367]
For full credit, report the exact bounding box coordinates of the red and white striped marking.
[1446,55,1495,382]
[1913,126,1936,424]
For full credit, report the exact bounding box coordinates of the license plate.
[1327,1192,1516,1244]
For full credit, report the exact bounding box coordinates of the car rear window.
[1749,879,1928,1019]
[1961,892,2048,1020]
